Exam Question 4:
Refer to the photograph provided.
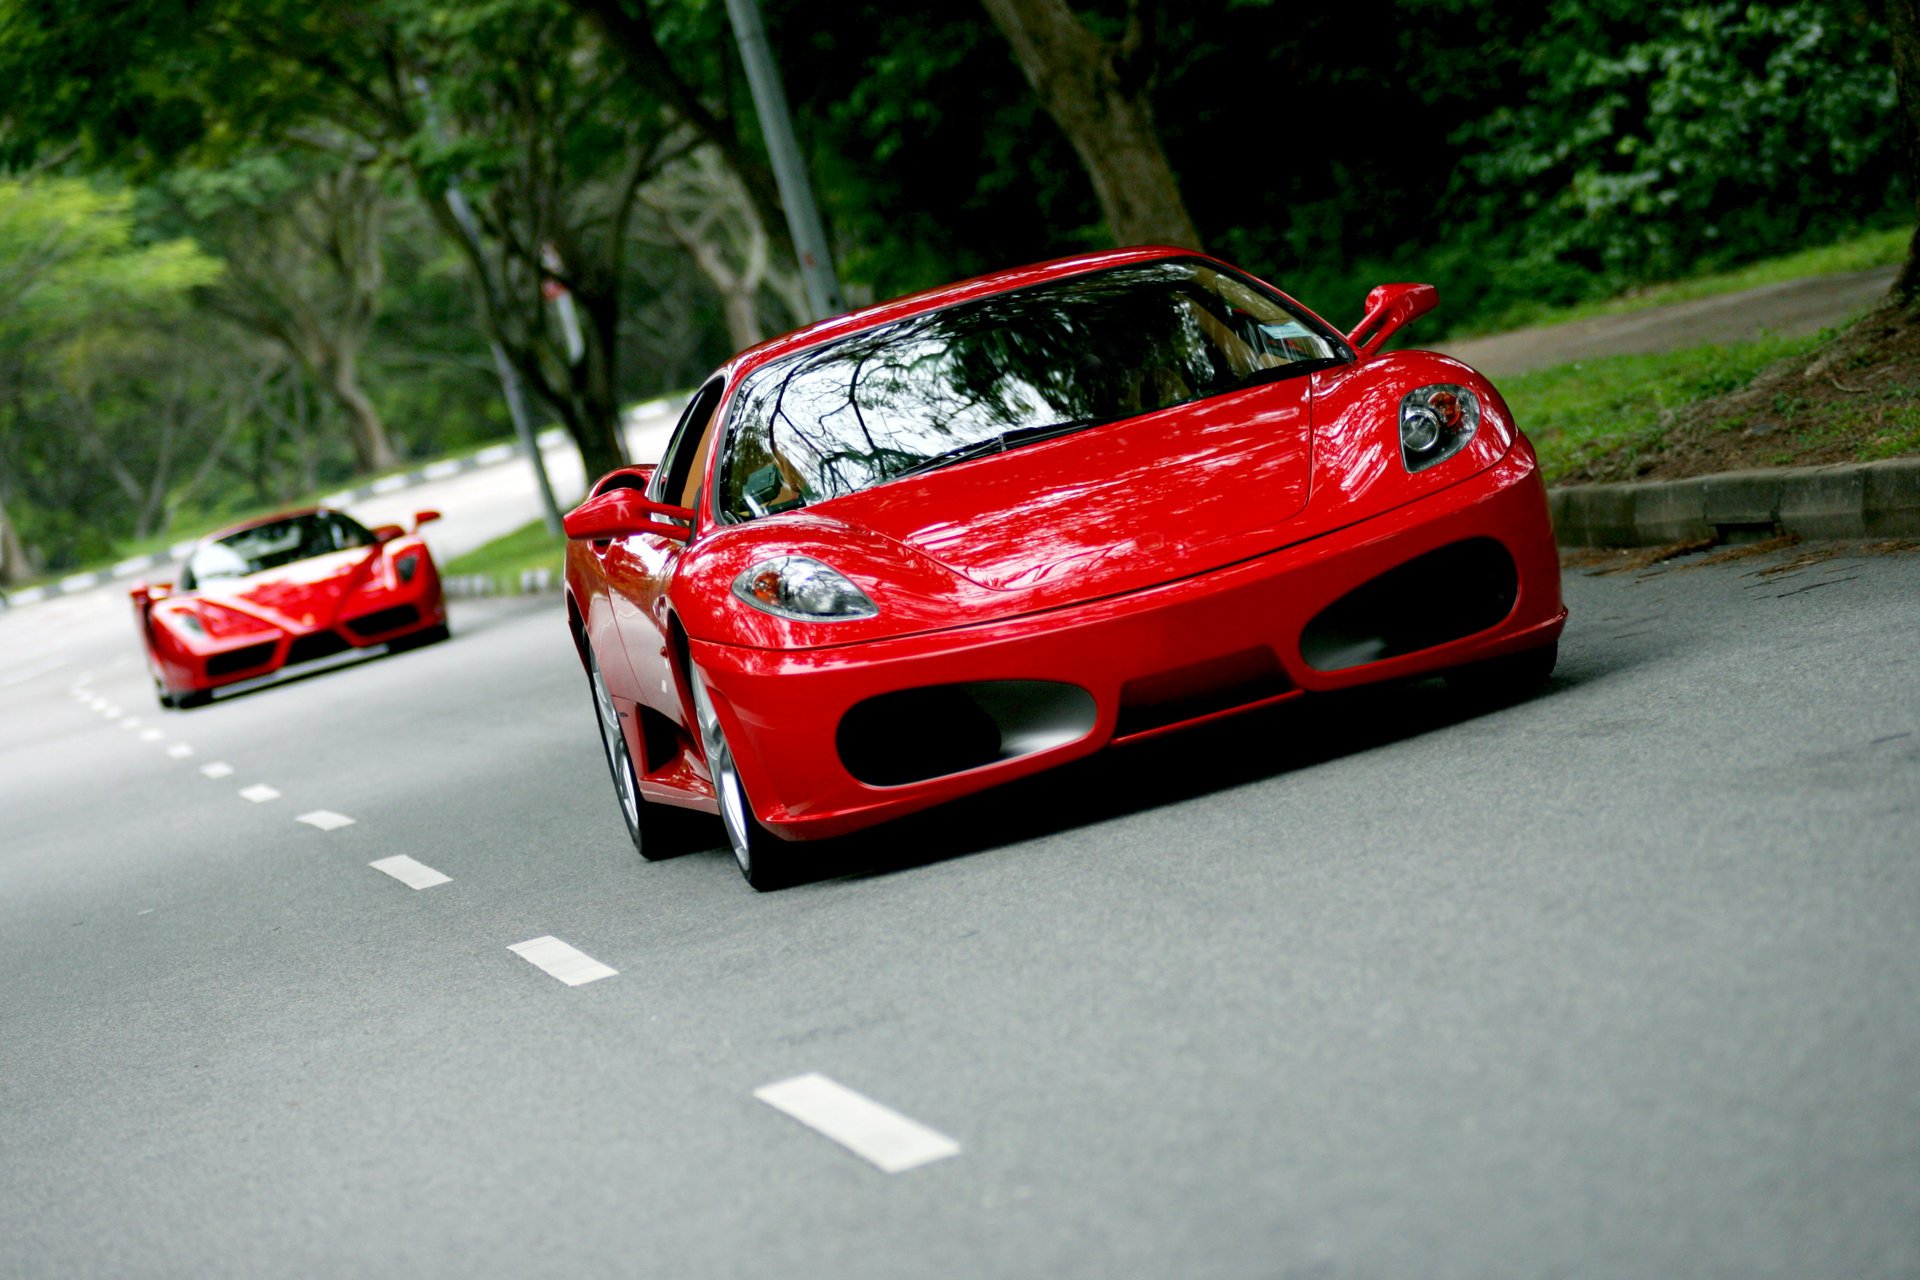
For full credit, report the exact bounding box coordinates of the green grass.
[443,517,564,591]
[1501,332,1826,482]
[1466,226,1909,337]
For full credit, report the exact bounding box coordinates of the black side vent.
[1300,538,1518,672]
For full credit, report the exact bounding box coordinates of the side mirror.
[372,524,406,543]
[1345,283,1439,357]
[590,464,657,498]
[413,510,442,530]
[130,580,169,614]
[563,488,694,544]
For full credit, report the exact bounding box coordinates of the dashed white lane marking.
[200,762,235,779]
[754,1074,961,1174]
[120,718,141,729]
[295,810,355,831]
[370,855,451,889]
[167,744,194,759]
[507,936,617,987]
[140,729,163,742]
[238,784,281,803]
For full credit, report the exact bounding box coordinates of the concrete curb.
[1549,457,1920,548]
[442,568,562,599]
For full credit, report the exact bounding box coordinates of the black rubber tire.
[690,676,792,891]
[173,688,214,710]
[586,647,700,861]
[1445,640,1558,705]
[387,622,451,654]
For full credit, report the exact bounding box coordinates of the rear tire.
[689,675,792,891]
[587,647,698,861]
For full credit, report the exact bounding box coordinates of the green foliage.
[1438,1,1900,325]
[1500,333,1825,481]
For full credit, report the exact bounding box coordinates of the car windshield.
[185,512,375,585]
[716,258,1346,522]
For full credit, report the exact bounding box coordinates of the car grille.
[206,642,277,677]
[285,632,352,666]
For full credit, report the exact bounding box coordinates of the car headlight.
[1399,384,1479,472]
[732,555,878,621]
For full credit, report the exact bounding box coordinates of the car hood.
[816,379,1314,602]
[194,547,383,631]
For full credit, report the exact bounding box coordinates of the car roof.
[720,245,1338,385]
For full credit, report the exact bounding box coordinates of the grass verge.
[443,518,565,592]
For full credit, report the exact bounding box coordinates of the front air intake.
[1299,538,1518,672]
[838,680,1096,787]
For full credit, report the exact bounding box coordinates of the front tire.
[689,675,791,891]
[1445,640,1558,705]
[587,647,697,861]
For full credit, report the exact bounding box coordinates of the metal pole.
[723,0,845,322]
[445,184,566,539]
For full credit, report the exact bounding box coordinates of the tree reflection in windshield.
[717,259,1345,521]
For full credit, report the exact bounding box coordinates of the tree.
[1889,0,1920,303]
[977,0,1199,248]
[169,153,401,474]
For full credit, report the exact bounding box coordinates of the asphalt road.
[1435,266,1898,377]
[2,534,1916,1279]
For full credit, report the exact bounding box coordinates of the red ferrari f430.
[134,507,449,708]
[563,248,1566,888]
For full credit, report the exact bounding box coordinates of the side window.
[652,377,727,511]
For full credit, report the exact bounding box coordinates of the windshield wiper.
[888,418,1107,483]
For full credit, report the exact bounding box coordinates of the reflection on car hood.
[817,380,1313,603]
[192,547,383,632]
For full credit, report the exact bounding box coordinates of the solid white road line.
[239,784,281,803]
[507,936,617,987]
[369,855,451,889]
[200,762,235,779]
[295,810,355,831]
[167,744,194,759]
[753,1074,961,1174]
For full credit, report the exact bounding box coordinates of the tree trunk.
[571,286,628,480]
[980,0,1201,248]
[328,345,398,473]
[0,491,28,587]
[1889,0,1920,303]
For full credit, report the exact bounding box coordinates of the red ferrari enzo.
[133,506,449,708]
[564,247,1565,888]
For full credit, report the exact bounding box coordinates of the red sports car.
[133,506,449,708]
[563,247,1566,888]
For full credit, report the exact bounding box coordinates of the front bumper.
[690,445,1565,842]
[152,580,447,695]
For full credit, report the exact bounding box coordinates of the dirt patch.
[1564,301,1920,484]
[1560,535,1918,577]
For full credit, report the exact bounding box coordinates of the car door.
[598,377,725,777]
